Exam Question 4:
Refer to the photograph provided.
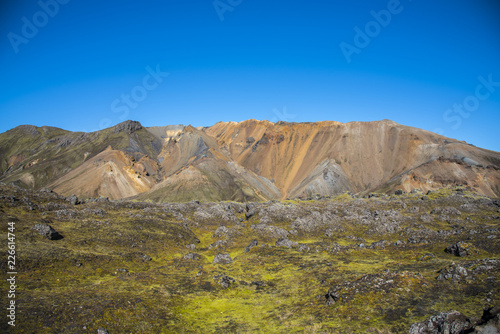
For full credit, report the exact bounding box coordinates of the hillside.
[1,119,499,202]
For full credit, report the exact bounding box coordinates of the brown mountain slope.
[204,119,500,198]
[134,125,281,202]
[1,119,499,201]
[49,147,159,199]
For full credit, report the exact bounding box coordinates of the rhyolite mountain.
[1,119,499,202]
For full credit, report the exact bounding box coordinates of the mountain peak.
[11,124,39,136]
[113,120,143,134]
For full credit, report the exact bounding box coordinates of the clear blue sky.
[1,0,499,151]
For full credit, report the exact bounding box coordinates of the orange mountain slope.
[1,119,499,201]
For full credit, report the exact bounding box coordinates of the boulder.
[66,194,80,205]
[209,239,228,250]
[245,209,255,220]
[298,244,310,252]
[325,287,341,306]
[32,223,62,240]
[275,238,297,249]
[437,265,468,281]
[408,311,472,334]
[445,242,469,257]
[474,306,500,333]
[213,225,229,238]
[213,274,235,288]
[213,253,232,264]
[244,239,258,252]
[250,223,289,239]
[184,253,201,261]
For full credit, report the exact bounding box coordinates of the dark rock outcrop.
[437,265,468,281]
[245,209,255,220]
[474,306,500,333]
[409,306,500,333]
[244,239,258,252]
[113,120,143,134]
[325,287,341,306]
[445,242,469,257]
[32,223,62,240]
[213,274,235,288]
[250,223,289,239]
[408,310,473,334]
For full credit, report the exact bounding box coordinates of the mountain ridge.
[1,119,499,201]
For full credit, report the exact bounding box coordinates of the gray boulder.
[408,311,472,334]
[184,253,201,260]
[66,194,80,205]
[275,238,297,249]
[209,239,228,250]
[32,223,62,240]
[213,225,229,238]
[213,253,232,264]
[245,209,255,220]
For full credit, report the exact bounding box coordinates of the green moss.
[1,184,498,333]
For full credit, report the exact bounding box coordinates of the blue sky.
[1,0,499,151]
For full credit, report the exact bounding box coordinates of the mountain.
[1,119,499,201]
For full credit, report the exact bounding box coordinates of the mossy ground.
[0,185,499,333]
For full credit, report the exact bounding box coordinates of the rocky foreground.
[0,184,499,333]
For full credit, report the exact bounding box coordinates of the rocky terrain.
[1,119,500,203]
[1,184,499,333]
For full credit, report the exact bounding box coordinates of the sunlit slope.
[1,119,499,201]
